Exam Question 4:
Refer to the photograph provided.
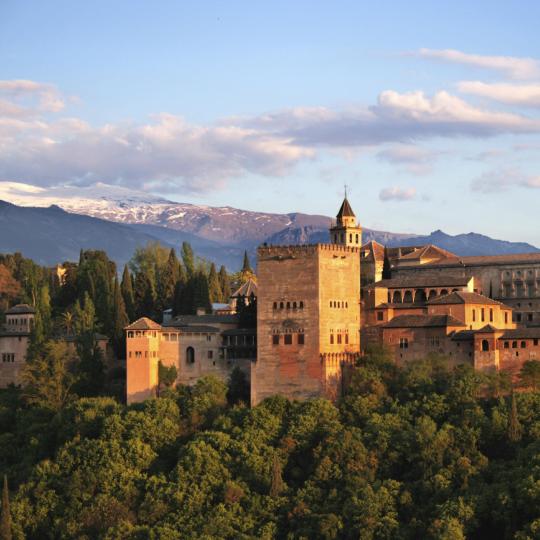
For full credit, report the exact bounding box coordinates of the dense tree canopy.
[0,356,539,539]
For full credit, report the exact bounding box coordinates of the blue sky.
[1,1,540,244]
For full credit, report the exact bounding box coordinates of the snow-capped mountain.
[0,181,327,245]
[0,181,538,268]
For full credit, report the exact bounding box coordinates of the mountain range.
[0,181,538,269]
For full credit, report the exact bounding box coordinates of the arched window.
[403,290,413,303]
[286,302,290,309]
[273,302,277,310]
[299,301,304,309]
[482,340,489,352]
[349,234,352,243]
[521,341,527,349]
[440,289,448,296]
[512,341,517,349]
[186,347,195,364]
[355,234,359,244]
[392,291,402,303]
[293,301,297,309]
[280,302,284,309]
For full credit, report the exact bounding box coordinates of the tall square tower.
[252,242,360,405]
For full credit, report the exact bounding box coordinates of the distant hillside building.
[125,313,254,404]
[0,304,35,387]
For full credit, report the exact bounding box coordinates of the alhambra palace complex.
[2,197,540,404]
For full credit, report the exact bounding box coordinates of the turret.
[329,196,362,247]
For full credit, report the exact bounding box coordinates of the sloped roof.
[382,314,466,328]
[427,291,503,306]
[451,330,476,341]
[231,278,258,298]
[371,275,471,290]
[336,197,355,218]
[476,324,500,333]
[125,317,162,331]
[361,240,385,263]
[177,325,220,334]
[500,328,540,340]
[164,314,239,327]
[5,304,36,315]
[398,244,455,261]
[414,252,540,268]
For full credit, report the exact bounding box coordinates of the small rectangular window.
[377,312,383,321]
[298,333,305,345]
[272,335,280,345]
[330,334,334,344]
[284,334,292,345]
[208,350,213,359]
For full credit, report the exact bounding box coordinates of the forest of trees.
[0,349,539,538]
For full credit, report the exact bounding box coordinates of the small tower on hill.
[329,194,362,247]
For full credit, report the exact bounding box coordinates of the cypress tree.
[242,250,252,274]
[218,265,231,303]
[192,271,212,314]
[508,391,522,443]
[382,246,392,280]
[0,475,12,540]
[158,249,180,313]
[134,271,156,319]
[208,263,222,303]
[111,277,129,356]
[121,265,136,321]
[181,242,195,279]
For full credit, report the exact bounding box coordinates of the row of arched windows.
[273,301,304,310]
[329,300,349,308]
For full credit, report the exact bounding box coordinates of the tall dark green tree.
[181,242,195,279]
[134,271,156,319]
[0,475,11,540]
[207,263,222,303]
[218,265,231,303]
[121,265,135,322]
[270,454,284,498]
[242,250,252,274]
[111,277,129,356]
[192,271,212,314]
[157,249,180,314]
[382,246,392,280]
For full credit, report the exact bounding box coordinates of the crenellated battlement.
[258,243,360,258]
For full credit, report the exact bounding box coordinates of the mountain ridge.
[0,181,538,267]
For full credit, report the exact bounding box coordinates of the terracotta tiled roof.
[419,252,540,268]
[125,317,162,331]
[370,275,471,289]
[336,197,355,218]
[397,245,449,261]
[360,240,385,262]
[476,324,500,333]
[164,314,239,327]
[177,325,220,334]
[5,304,36,315]
[427,291,503,306]
[451,330,476,341]
[500,328,540,339]
[382,314,466,328]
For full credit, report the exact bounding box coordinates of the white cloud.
[0,80,65,113]
[1,79,540,193]
[417,48,540,79]
[379,186,417,201]
[471,169,540,193]
[458,81,540,107]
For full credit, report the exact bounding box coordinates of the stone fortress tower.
[252,196,362,405]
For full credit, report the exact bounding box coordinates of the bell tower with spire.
[330,190,362,247]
